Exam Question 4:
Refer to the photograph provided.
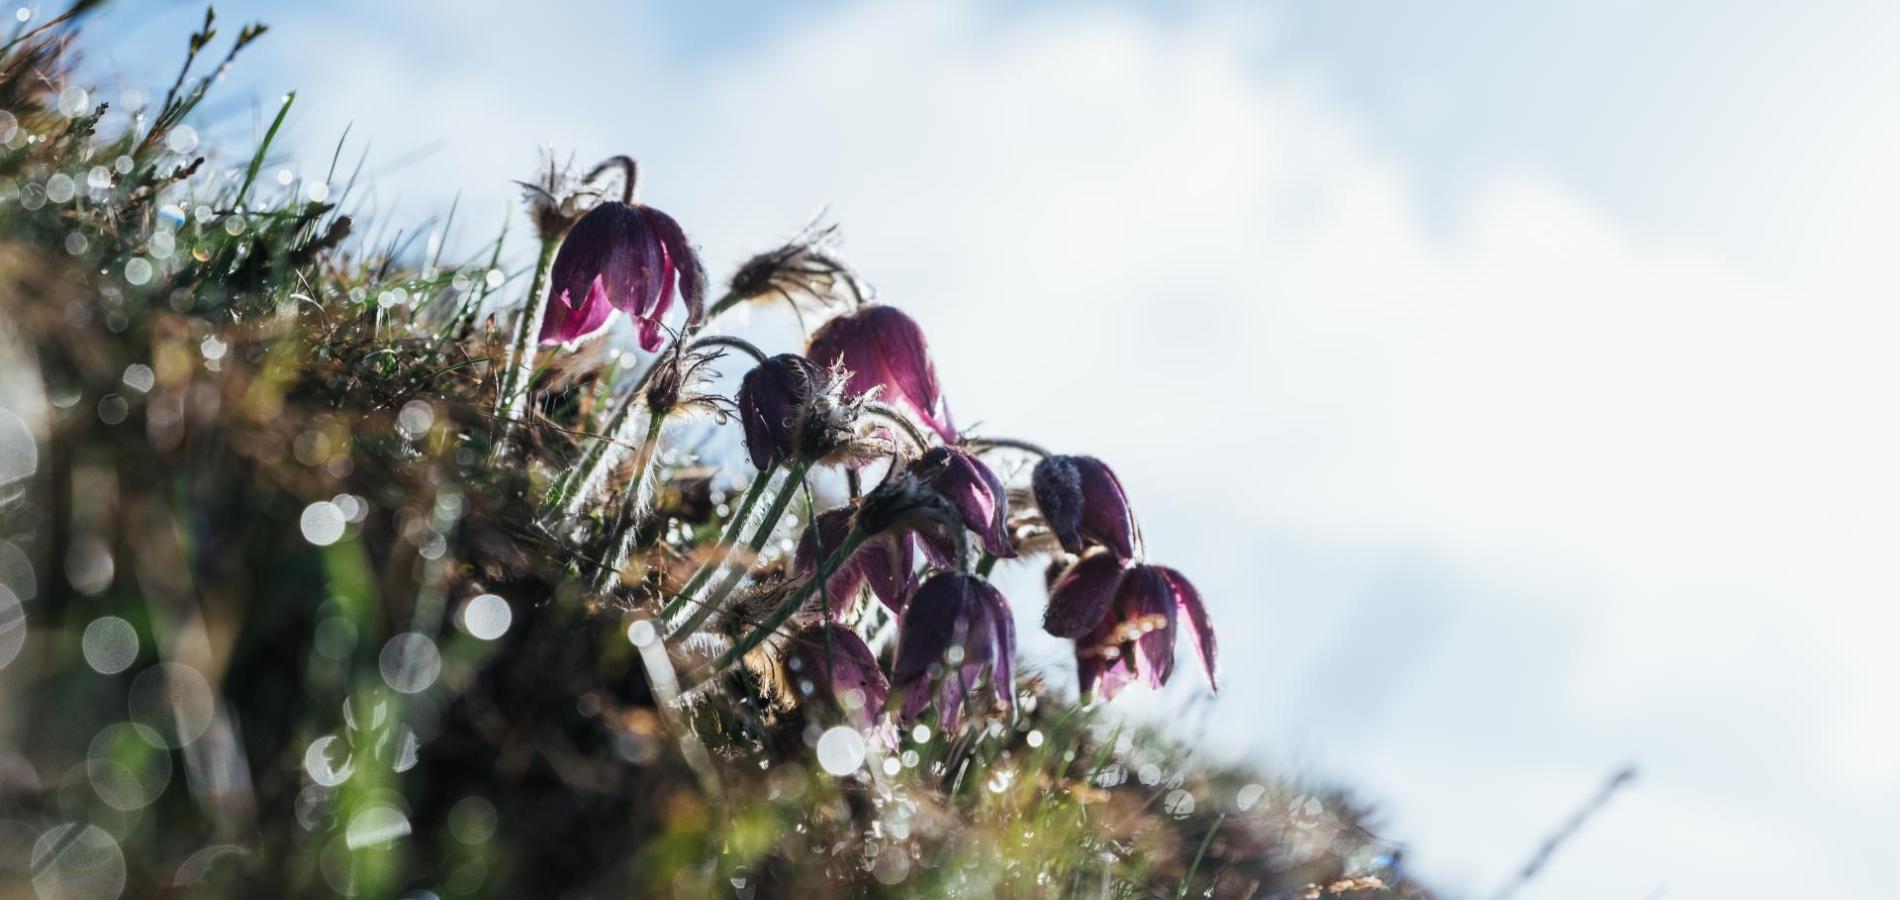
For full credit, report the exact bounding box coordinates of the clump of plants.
[0,8,1422,898]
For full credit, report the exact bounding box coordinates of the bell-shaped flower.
[1072,563,1217,701]
[738,353,824,470]
[794,508,916,615]
[892,572,1016,724]
[806,305,955,442]
[910,447,1015,559]
[1032,454,1140,561]
[783,623,889,719]
[737,354,891,471]
[539,200,705,350]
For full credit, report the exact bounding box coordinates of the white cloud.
[154,0,1900,895]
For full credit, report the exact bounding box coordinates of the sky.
[64,1,1900,897]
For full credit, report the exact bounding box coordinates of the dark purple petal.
[977,580,1016,708]
[794,509,915,616]
[1042,552,1124,638]
[808,306,955,441]
[1160,566,1217,691]
[857,533,916,614]
[892,573,966,687]
[1074,456,1139,561]
[1120,565,1178,689]
[538,275,616,344]
[738,354,819,470]
[786,624,889,716]
[647,207,706,327]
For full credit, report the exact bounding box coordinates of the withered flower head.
[893,572,1016,727]
[1031,454,1140,561]
[726,219,861,322]
[538,157,706,351]
[806,305,955,443]
[794,507,917,616]
[519,149,588,239]
[1072,563,1217,701]
[641,339,730,419]
[855,468,970,564]
[737,354,890,471]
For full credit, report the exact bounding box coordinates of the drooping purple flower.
[794,508,916,615]
[806,305,955,442]
[539,200,705,350]
[738,354,823,470]
[910,446,1015,559]
[1072,563,1216,701]
[1042,551,1126,638]
[1032,454,1140,561]
[892,572,1016,723]
[783,623,889,718]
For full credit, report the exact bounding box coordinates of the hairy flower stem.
[962,436,1051,458]
[669,456,812,637]
[685,333,768,365]
[491,234,561,457]
[696,291,745,329]
[592,413,666,593]
[864,403,932,454]
[687,529,868,689]
[542,359,666,520]
[657,463,780,622]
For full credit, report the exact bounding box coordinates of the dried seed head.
[727,218,862,323]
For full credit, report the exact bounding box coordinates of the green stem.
[657,463,779,622]
[593,413,667,593]
[669,456,810,637]
[698,290,744,328]
[686,529,867,689]
[1177,814,1227,900]
[493,235,562,449]
[975,553,998,577]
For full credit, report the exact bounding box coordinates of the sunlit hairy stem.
[962,436,1051,458]
[685,529,868,690]
[686,334,768,365]
[592,413,667,593]
[696,290,744,330]
[492,235,561,455]
[669,456,811,638]
[657,462,780,623]
[543,358,669,519]
[865,403,932,454]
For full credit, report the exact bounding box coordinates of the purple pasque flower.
[794,507,916,615]
[806,305,955,442]
[892,572,1015,725]
[783,623,889,719]
[1032,454,1140,561]
[737,353,824,470]
[539,199,705,350]
[910,446,1015,559]
[1070,563,1217,701]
